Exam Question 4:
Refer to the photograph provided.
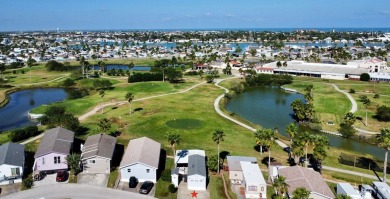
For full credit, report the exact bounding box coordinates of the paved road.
[2,183,154,199]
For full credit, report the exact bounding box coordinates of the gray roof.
[82,134,116,160]
[188,154,206,177]
[119,137,161,169]
[226,156,257,171]
[278,166,335,198]
[0,142,25,167]
[34,127,74,158]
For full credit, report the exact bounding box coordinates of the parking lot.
[117,181,156,197]
[77,173,109,187]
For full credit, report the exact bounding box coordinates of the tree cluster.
[128,72,163,83]
[290,85,314,123]
[45,60,73,71]
[8,126,40,142]
[39,105,80,132]
[339,112,357,138]
[92,79,113,90]
[106,68,129,76]
[245,74,293,87]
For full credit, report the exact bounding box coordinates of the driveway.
[78,173,109,187]
[177,182,210,199]
[117,181,156,197]
[231,184,246,199]
[33,173,68,187]
[2,183,155,199]
[0,183,21,197]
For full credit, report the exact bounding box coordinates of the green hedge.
[8,126,40,142]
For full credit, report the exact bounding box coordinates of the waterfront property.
[277,166,335,199]
[0,142,25,185]
[119,137,161,183]
[171,149,207,190]
[33,127,74,174]
[81,134,116,174]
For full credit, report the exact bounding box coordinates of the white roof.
[240,161,266,185]
[337,183,360,196]
[175,149,205,165]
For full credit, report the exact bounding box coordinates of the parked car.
[129,176,137,188]
[56,170,68,182]
[139,181,154,194]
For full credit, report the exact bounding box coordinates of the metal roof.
[227,156,257,171]
[187,154,206,177]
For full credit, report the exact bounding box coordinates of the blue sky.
[1,0,390,31]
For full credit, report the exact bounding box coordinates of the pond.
[0,88,68,131]
[226,86,387,161]
[91,65,151,71]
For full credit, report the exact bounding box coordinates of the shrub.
[374,94,380,99]
[8,126,40,142]
[169,184,178,193]
[62,78,75,87]
[161,169,171,182]
[67,88,89,100]
[22,175,33,190]
[360,73,370,81]
[349,89,356,93]
[185,71,199,76]
[375,106,390,121]
[45,60,73,71]
[21,70,25,74]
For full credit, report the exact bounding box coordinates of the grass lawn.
[209,175,226,199]
[107,169,118,188]
[223,172,238,199]
[155,157,177,199]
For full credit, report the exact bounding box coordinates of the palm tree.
[299,131,315,168]
[212,130,226,174]
[80,56,85,78]
[125,92,134,115]
[99,90,105,114]
[27,56,34,82]
[376,128,390,182]
[362,97,371,126]
[98,118,111,133]
[273,176,289,196]
[65,153,81,177]
[292,187,310,199]
[254,128,275,166]
[167,132,180,155]
[128,62,134,71]
[286,123,298,147]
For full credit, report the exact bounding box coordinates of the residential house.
[226,156,257,184]
[278,166,335,199]
[171,149,207,190]
[119,137,161,183]
[81,134,116,174]
[0,142,25,185]
[33,127,74,174]
[240,161,267,199]
[187,154,206,191]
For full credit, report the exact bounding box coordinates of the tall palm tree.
[99,90,105,114]
[167,132,180,155]
[125,92,134,115]
[80,56,85,78]
[286,123,298,147]
[362,97,371,126]
[299,131,315,168]
[212,130,226,174]
[65,153,81,177]
[273,176,289,196]
[254,128,275,166]
[292,187,310,199]
[376,128,390,182]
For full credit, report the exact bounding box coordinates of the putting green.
[165,119,203,129]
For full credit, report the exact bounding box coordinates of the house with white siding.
[119,137,161,183]
[0,142,25,185]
